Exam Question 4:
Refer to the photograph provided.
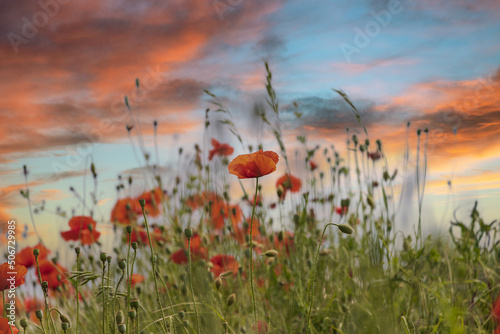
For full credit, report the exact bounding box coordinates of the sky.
[1,0,499,245]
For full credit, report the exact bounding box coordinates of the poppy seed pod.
[126,225,132,234]
[138,199,146,208]
[227,293,236,307]
[33,248,40,257]
[117,323,126,333]
[100,252,107,262]
[367,196,375,209]
[115,310,124,325]
[20,319,28,329]
[131,242,138,250]
[184,228,193,239]
[128,309,137,320]
[35,309,43,320]
[178,311,185,319]
[130,299,139,310]
[61,322,69,331]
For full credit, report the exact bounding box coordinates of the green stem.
[304,223,335,334]
[126,232,132,334]
[249,177,259,325]
[188,237,201,333]
[76,252,80,334]
[141,207,168,333]
[102,261,107,334]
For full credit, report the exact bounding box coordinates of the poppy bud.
[138,199,146,208]
[35,309,43,320]
[20,319,28,329]
[107,256,112,263]
[220,271,233,278]
[61,322,69,331]
[276,185,284,199]
[337,224,354,235]
[178,311,185,319]
[118,259,126,270]
[183,320,189,327]
[263,250,279,257]
[126,225,132,234]
[417,129,422,136]
[100,252,107,262]
[367,196,375,209]
[227,293,236,307]
[33,248,40,257]
[184,228,193,239]
[215,276,222,290]
[75,247,80,255]
[131,242,138,250]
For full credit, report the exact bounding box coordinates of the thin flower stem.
[249,177,259,326]
[304,223,336,334]
[102,261,107,334]
[187,237,201,333]
[76,252,80,334]
[126,232,132,334]
[141,207,168,333]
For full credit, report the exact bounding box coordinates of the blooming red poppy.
[111,198,137,225]
[61,216,101,245]
[135,187,164,217]
[309,160,318,171]
[232,217,262,244]
[37,259,67,289]
[210,199,242,230]
[130,225,165,245]
[368,151,382,161]
[210,254,239,278]
[0,317,19,334]
[171,234,207,264]
[16,243,49,268]
[276,174,302,199]
[129,274,145,287]
[493,292,500,322]
[209,138,234,161]
[228,150,279,179]
[0,263,27,291]
[335,206,348,216]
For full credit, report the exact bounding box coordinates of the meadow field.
[1,65,499,334]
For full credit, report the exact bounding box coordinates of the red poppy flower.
[37,259,67,289]
[0,318,19,334]
[210,254,239,278]
[209,139,234,161]
[232,217,262,244]
[135,187,164,217]
[185,191,221,210]
[111,198,136,225]
[309,160,318,171]
[335,206,348,216]
[16,243,49,268]
[368,151,382,161]
[228,150,279,179]
[171,234,207,265]
[276,174,302,199]
[210,199,242,230]
[493,292,500,322]
[0,263,27,291]
[129,274,145,287]
[61,216,101,245]
[130,226,165,245]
